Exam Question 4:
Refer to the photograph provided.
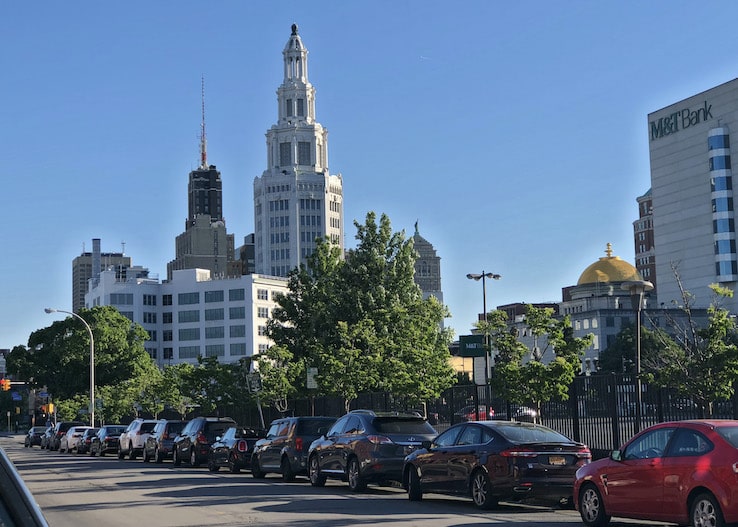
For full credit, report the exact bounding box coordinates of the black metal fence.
[205,373,738,460]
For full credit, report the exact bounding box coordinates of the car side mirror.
[421,440,432,450]
[610,449,622,461]
[215,436,221,442]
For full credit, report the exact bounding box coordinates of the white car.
[59,426,92,453]
[118,419,158,460]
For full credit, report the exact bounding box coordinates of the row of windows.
[271,248,290,261]
[711,175,733,192]
[329,217,340,229]
[270,199,290,212]
[329,200,340,212]
[717,260,738,276]
[174,306,246,323]
[300,214,322,226]
[713,197,734,213]
[178,343,247,360]
[271,265,290,276]
[300,198,321,210]
[270,216,290,228]
[267,184,290,193]
[179,327,246,340]
[110,293,133,305]
[709,134,730,150]
[285,98,305,117]
[271,232,289,244]
[636,256,652,266]
[301,231,322,243]
[714,218,735,234]
[297,183,323,191]
[716,239,737,255]
[143,294,156,306]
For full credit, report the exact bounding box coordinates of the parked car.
[252,416,336,481]
[454,405,495,421]
[172,416,237,467]
[39,426,54,449]
[47,421,85,451]
[308,410,437,491]
[512,406,538,422]
[142,419,188,463]
[118,419,158,460]
[207,426,265,473]
[76,427,99,455]
[0,446,49,526]
[574,419,738,527]
[59,426,92,453]
[89,425,127,457]
[404,420,591,509]
[24,426,47,448]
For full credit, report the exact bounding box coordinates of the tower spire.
[199,75,207,169]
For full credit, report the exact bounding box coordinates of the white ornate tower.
[253,24,344,276]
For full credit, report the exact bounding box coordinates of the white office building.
[86,268,287,366]
[253,24,344,276]
[649,78,738,312]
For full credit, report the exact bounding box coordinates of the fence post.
[570,379,580,443]
[608,373,621,451]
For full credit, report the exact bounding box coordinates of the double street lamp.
[466,272,501,384]
[621,280,654,433]
[44,308,95,427]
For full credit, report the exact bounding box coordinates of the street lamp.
[45,308,95,427]
[466,272,502,384]
[621,280,654,433]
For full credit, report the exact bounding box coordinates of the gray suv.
[252,416,336,481]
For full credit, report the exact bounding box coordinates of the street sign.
[459,334,486,357]
[11,392,21,401]
[307,367,318,389]
[39,392,49,398]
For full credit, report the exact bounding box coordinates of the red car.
[574,420,738,527]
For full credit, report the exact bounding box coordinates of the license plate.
[548,455,566,465]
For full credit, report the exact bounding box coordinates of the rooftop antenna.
[121,241,126,255]
[199,75,207,169]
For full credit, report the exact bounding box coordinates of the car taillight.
[196,431,207,444]
[162,432,169,440]
[500,447,537,458]
[236,440,248,453]
[576,448,592,460]
[367,435,393,445]
[295,437,303,451]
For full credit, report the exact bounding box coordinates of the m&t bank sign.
[650,101,713,141]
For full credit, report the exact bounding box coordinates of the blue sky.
[4,1,738,350]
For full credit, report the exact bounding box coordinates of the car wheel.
[347,457,367,492]
[252,457,266,479]
[207,457,220,472]
[407,466,423,501]
[118,445,125,460]
[309,455,326,487]
[129,447,137,460]
[281,457,295,482]
[471,470,498,510]
[579,483,611,527]
[228,453,241,474]
[154,447,163,464]
[142,448,150,463]
[173,448,181,467]
[24,441,29,448]
[691,492,724,527]
[190,449,199,467]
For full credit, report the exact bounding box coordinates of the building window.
[205,344,225,357]
[711,176,733,192]
[257,307,269,318]
[163,295,173,306]
[297,98,304,116]
[258,325,267,336]
[298,142,310,165]
[709,155,732,171]
[280,142,291,166]
[179,328,200,341]
[229,306,245,319]
[163,330,173,342]
[110,293,133,305]
[285,99,292,116]
[179,346,200,359]
[146,347,157,359]
[143,312,157,324]
[715,239,737,254]
[709,134,730,150]
[205,308,224,321]
[163,348,173,360]
[205,326,225,339]
[162,312,172,324]
[120,312,134,321]
[257,289,269,300]
[258,344,269,353]
[229,288,245,301]
[147,330,157,341]
[205,290,224,303]
[178,310,200,323]
[143,294,157,306]
[230,343,247,356]
[230,325,246,338]
[178,292,199,305]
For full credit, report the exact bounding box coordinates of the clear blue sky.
[4,1,738,350]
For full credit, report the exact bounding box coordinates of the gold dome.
[577,243,642,286]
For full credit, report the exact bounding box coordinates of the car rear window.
[493,423,573,444]
[715,425,738,447]
[167,422,185,435]
[206,422,235,436]
[141,423,157,433]
[373,418,436,434]
[107,427,127,435]
[296,419,336,435]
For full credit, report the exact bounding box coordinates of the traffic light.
[0,379,10,391]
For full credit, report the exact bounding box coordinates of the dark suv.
[48,421,85,451]
[308,410,437,491]
[252,416,336,481]
[143,419,187,463]
[172,416,236,467]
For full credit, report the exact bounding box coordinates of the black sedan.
[207,427,264,473]
[24,426,47,448]
[403,420,591,509]
[89,425,127,457]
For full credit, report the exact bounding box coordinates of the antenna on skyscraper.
[121,241,126,255]
[199,75,207,169]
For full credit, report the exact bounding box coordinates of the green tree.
[256,345,303,413]
[645,281,738,415]
[598,322,667,374]
[487,305,592,420]
[268,212,456,411]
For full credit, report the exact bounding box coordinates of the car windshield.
[296,419,336,435]
[167,422,185,434]
[493,423,573,444]
[107,427,127,435]
[715,425,738,447]
[373,418,436,434]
